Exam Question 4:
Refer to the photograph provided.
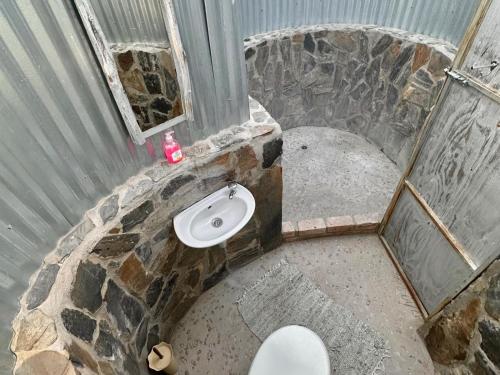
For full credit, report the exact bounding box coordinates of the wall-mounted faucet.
[228,182,238,199]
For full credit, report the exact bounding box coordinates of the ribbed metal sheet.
[0,0,155,370]
[240,0,480,45]
[89,0,169,44]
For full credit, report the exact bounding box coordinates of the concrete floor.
[282,127,401,221]
[170,235,434,375]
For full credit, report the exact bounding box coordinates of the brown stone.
[177,243,207,269]
[184,267,202,289]
[213,152,231,167]
[116,50,134,72]
[250,165,283,252]
[327,31,356,52]
[67,341,98,373]
[15,351,76,375]
[226,219,258,256]
[292,33,304,43]
[92,233,140,258]
[11,310,57,352]
[167,293,198,323]
[425,298,481,364]
[235,145,259,172]
[207,245,226,274]
[98,361,116,375]
[122,69,146,94]
[118,254,152,294]
[412,44,431,72]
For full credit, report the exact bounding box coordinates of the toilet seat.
[248,325,330,375]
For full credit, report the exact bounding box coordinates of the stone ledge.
[283,212,383,241]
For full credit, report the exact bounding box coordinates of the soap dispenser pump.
[163,131,183,164]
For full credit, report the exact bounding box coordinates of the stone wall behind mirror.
[113,45,183,132]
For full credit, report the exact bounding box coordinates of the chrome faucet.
[228,182,237,199]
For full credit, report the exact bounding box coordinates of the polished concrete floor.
[282,127,401,221]
[170,235,434,375]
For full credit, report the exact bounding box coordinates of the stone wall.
[420,259,500,374]
[244,25,455,170]
[113,44,183,131]
[10,98,282,374]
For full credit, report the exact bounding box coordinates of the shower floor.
[170,235,434,375]
[282,127,401,222]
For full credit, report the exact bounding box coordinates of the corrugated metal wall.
[240,0,480,45]
[0,0,247,371]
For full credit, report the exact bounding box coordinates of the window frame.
[75,0,193,145]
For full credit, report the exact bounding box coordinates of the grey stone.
[95,321,122,358]
[320,62,335,75]
[61,308,96,342]
[161,174,196,200]
[147,324,160,353]
[135,241,152,265]
[474,350,498,375]
[485,273,500,320]
[164,70,179,101]
[92,233,140,258]
[303,53,316,74]
[255,46,269,75]
[479,320,500,367]
[57,219,96,258]
[350,82,368,101]
[121,200,154,232]
[303,33,315,54]
[26,264,60,310]
[154,273,178,318]
[71,261,106,313]
[104,279,144,335]
[228,245,260,270]
[371,34,393,57]
[390,45,415,82]
[365,57,381,87]
[415,69,434,88]
[99,195,119,223]
[137,51,159,72]
[151,97,172,114]
[146,277,164,307]
[211,131,245,150]
[245,48,255,60]
[153,227,169,243]
[123,353,140,375]
[262,138,283,168]
[136,316,149,356]
[317,40,333,55]
[387,84,399,110]
[202,266,228,291]
[143,73,162,94]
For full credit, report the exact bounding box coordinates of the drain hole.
[301,145,308,150]
[207,205,212,210]
[211,217,223,228]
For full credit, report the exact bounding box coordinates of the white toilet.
[248,325,330,375]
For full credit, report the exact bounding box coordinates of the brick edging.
[282,213,383,242]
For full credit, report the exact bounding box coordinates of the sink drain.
[211,217,223,228]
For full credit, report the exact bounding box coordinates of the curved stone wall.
[10,98,283,374]
[245,25,456,170]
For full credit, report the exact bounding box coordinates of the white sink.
[173,183,255,248]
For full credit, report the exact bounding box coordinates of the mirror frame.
[75,0,193,145]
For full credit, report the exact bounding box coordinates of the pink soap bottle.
[163,131,183,164]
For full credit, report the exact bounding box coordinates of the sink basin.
[173,183,255,248]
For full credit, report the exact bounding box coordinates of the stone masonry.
[113,44,183,131]
[245,25,456,170]
[10,97,282,375]
[420,259,500,374]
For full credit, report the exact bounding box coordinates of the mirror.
[75,0,193,144]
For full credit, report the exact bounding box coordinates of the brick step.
[282,213,383,242]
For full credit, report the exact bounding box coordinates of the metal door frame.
[377,0,497,319]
